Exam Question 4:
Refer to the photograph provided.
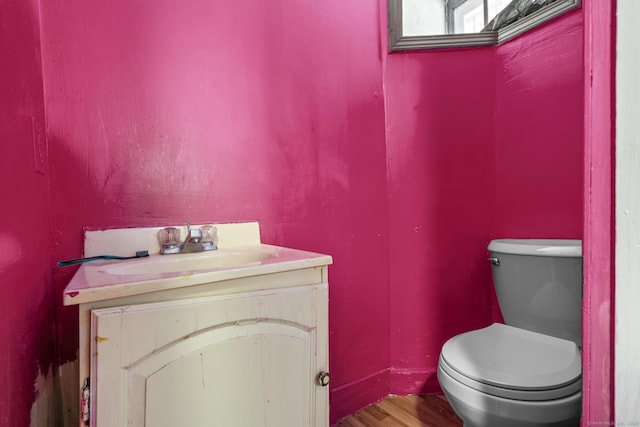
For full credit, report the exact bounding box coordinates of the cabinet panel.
[90,284,327,426]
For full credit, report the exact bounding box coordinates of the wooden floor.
[334,394,463,427]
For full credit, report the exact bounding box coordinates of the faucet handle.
[158,227,182,254]
[157,227,181,246]
[201,225,217,244]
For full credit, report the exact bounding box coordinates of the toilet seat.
[439,323,581,401]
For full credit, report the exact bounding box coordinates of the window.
[450,0,513,34]
[389,0,581,51]
[454,0,485,33]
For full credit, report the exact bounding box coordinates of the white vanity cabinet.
[88,282,328,427]
[63,222,332,427]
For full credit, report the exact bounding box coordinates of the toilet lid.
[441,323,581,391]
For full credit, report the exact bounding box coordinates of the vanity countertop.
[62,222,332,305]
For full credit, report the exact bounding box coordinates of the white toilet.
[437,239,582,427]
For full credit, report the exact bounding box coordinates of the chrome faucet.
[158,223,217,255]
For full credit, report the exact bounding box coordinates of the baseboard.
[329,369,390,423]
[389,367,442,395]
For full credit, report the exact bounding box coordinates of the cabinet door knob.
[317,371,331,387]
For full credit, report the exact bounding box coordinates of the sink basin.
[62,222,332,306]
[99,247,278,275]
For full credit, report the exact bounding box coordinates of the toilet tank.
[488,239,583,347]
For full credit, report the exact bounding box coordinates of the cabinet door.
[90,284,328,427]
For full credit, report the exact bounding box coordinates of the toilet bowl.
[438,239,583,427]
[438,323,581,426]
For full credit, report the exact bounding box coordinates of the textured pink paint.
[493,12,584,239]
[383,8,584,398]
[0,1,585,424]
[0,0,604,423]
[0,0,56,425]
[38,0,390,423]
[582,0,615,424]
[384,46,497,395]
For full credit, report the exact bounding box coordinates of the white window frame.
[388,0,581,52]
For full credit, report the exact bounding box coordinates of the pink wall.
[492,12,584,239]
[38,0,390,422]
[383,8,584,397]
[0,0,57,425]
[384,48,497,394]
[0,0,586,423]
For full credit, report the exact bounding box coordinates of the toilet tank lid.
[488,239,582,257]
